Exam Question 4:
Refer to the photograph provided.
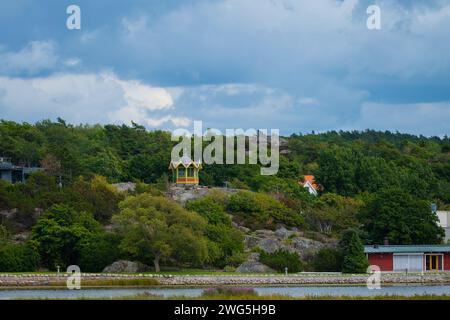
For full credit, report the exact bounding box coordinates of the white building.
[437,211,450,243]
[299,175,319,196]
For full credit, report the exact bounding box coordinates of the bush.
[260,250,304,273]
[78,232,125,272]
[227,191,304,230]
[0,242,40,272]
[312,248,343,272]
[202,287,258,298]
[187,194,245,268]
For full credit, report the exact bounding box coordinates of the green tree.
[71,175,124,223]
[227,191,303,230]
[78,232,124,272]
[113,194,208,272]
[0,242,40,272]
[31,205,101,269]
[359,188,444,244]
[339,229,368,273]
[187,194,245,267]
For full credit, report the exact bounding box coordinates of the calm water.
[0,285,449,299]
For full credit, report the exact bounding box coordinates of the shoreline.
[1,273,449,287]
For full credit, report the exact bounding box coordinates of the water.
[0,285,449,299]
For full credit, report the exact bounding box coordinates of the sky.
[0,0,449,136]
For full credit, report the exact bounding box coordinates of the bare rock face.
[235,261,275,274]
[170,186,210,204]
[112,183,136,193]
[274,227,295,239]
[0,209,17,219]
[245,227,335,260]
[258,238,282,253]
[102,260,151,273]
[169,185,240,205]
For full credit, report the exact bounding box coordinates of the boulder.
[235,261,275,274]
[274,227,294,239]
[244,235,260,249]
[102,260,151,273]
[247,252,260,262]
[258,238,281,253]
[255,229,275,237]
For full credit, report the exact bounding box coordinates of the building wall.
[369,252,450,272]
[444,253,450,271]
[368,253,393,271]
[0,170,12,183]
[437,211,449,228]
[445,228,450,244]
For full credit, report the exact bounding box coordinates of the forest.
[0,119,449,273]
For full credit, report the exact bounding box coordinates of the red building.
[364,245,450,272]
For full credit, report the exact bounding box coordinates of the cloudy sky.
[0,0,449,136]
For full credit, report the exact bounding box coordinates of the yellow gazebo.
[169,155,202,185]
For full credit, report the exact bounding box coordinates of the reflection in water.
[0,285,449,299]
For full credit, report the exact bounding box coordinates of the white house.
[299,175,320,196]
[437,211,450,243]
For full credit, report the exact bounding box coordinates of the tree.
[315,147,359,196]
[186,193,244,267]
[339,229,368,274]
[31,205,101,269]
[113,194,208,272]
[359,188,445,244]
[227,191,304,230]
[305,193,361,235]
[78,232,124,272]
[186,194,230,225]
[0,242,40,272]
[71,175,124,223]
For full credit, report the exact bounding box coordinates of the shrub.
[260,250,304,273]
[312,248,343,272]
[78,232,125,272]
[0,242,40,272]
[227,191,304,230]
[202,287,258,297]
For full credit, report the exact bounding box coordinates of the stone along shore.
[0,273,449,287]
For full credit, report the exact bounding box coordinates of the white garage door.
[393,254,423,272]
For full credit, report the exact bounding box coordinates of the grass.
[43,293,450,300]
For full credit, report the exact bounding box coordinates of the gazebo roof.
[169,155,202,169]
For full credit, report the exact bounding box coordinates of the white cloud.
[0,72,187,128]
[64,58,81,67]
[298,97,320,106]
[0,41,59,75]
[145,115,191,127]
[121,16,148,35]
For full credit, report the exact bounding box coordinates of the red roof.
[300,175,319,190]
